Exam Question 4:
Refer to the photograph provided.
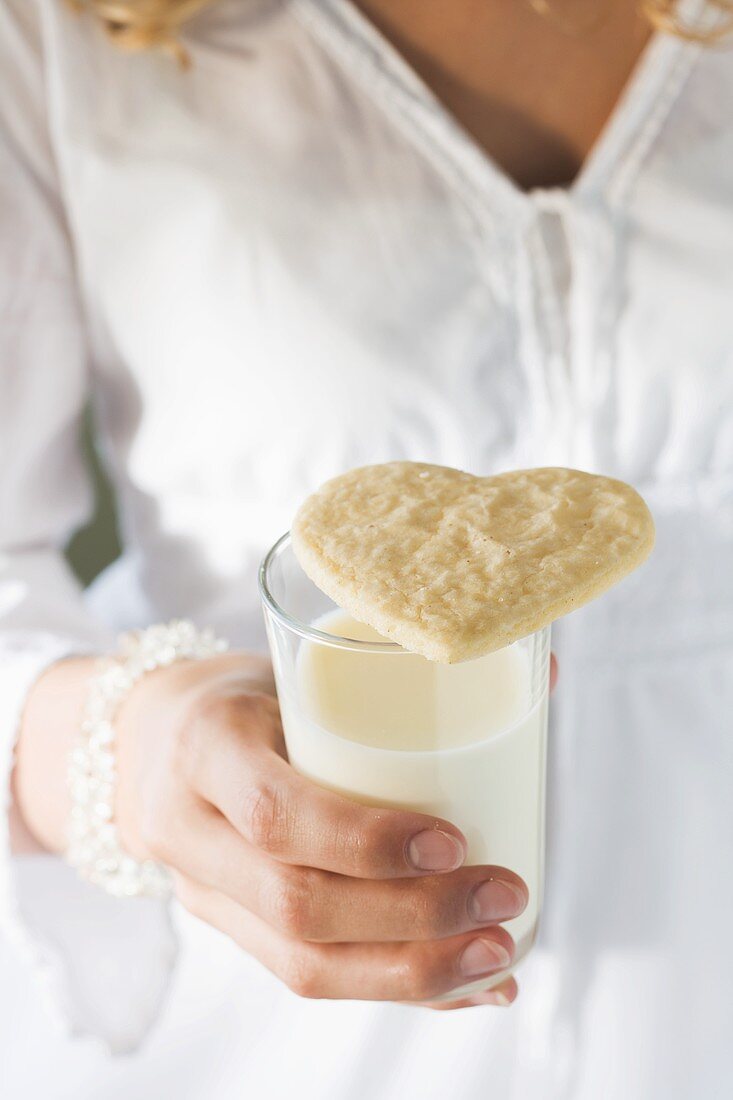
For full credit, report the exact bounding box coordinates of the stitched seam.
[290,0,526,241]
[607,40,703,205]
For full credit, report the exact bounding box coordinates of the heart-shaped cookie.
[292,463,655,663]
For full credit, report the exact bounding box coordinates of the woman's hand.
[17,648,558,1010]
[109,652,529,1010]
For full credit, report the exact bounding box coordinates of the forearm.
[12,656,97,855]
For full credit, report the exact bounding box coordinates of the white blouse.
[1,0,732,1096]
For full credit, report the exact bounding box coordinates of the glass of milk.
[259,533,551,1000]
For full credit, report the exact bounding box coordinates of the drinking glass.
[259,533,551,999]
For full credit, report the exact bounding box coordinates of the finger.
[218,652,278,697]
[414,977,518,1010]
[171,803,527,942]
[550,652,558,693]
[188,694,468,878]
[173,875,516,1003]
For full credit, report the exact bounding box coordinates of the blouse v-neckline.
[293,0,708,223]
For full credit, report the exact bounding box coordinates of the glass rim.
[258,532,408,653]
[259,532,551,658]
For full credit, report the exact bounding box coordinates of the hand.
[112,651,535,1011]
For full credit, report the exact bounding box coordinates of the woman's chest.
[52,2,733,497]
[351,0,653,191]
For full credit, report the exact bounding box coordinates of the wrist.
[12,656,98,855]
[67,621,227,897]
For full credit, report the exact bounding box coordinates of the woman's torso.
[14,0,733,1096]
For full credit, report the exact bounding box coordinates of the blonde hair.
[70,1,212,61]
[644,0,733,38]
[74,0,733,59]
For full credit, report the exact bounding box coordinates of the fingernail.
[468,879,527,923]
[459,938,512,979]
[407,829,465,872]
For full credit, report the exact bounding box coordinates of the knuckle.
[410,880,452,939]
[164,679,283,793]
[243,690,280,721]
[280,946,322,999]
[395,950,441,1002]
[346,812,395,876]
[268,868,315,939]
[174,691,233,778]
[240,781,288,853]
[215,690,278,733]
[180,689,276,766]
[187,689,239,739]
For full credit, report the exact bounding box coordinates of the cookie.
[292,463,655,663]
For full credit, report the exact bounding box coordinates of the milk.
[277,609,548,998]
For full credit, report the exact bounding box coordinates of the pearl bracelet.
[66,619,228,898]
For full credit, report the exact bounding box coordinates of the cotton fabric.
[1,1,732,1096]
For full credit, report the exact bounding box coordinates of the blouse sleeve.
[0,0,176,1053]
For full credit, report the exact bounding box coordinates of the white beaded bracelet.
[66,619,228,898]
